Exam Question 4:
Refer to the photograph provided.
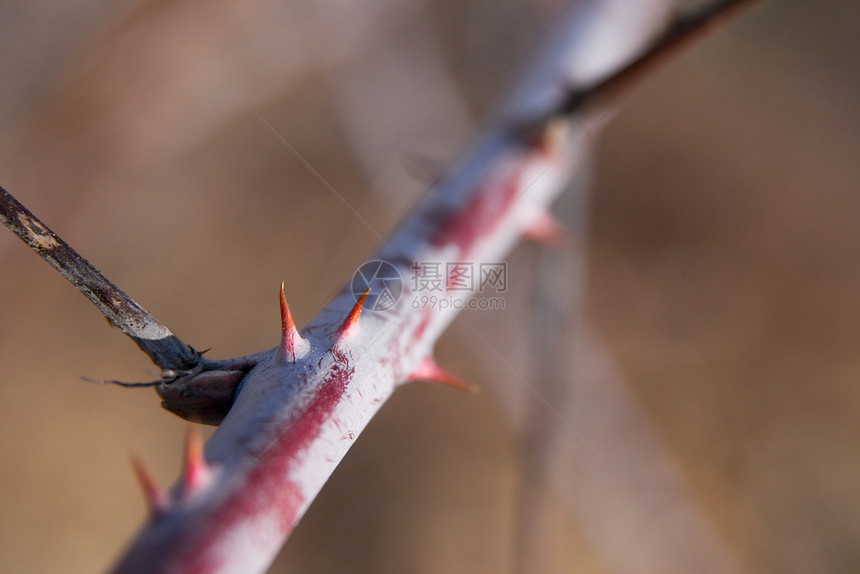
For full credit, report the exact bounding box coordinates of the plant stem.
[0,186,201,371]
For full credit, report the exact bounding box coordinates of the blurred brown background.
[1,1,859,573]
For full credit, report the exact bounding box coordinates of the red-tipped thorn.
[337,288,370,339]
[524,212,568,247]
[181,426,211,497]
[407,356,479,394]
[279,282,301,362]
[130,454,169,517]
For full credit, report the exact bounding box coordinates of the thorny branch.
[0,0,765,572]
[0,0,759,373]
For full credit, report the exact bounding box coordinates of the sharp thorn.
[407,356,478,394]
[337,288,370,339]
[130,454,168,517]
[279,282,302,362]
[181,425,211,496]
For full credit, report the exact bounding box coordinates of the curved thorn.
[130,454,169,517]
[407,356,479,394]
[337,288,370,339]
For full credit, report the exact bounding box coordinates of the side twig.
[0,186,200,371]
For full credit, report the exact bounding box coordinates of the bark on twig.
[0,186,200,371]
